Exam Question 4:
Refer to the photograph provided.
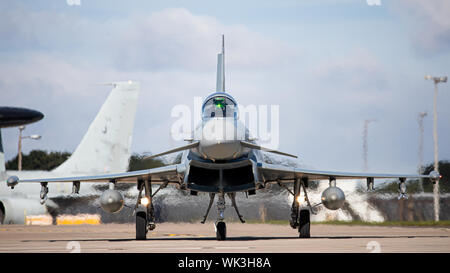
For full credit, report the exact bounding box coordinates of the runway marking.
[214,246,252,250]
[137,247,203,250]
[162,233,206,237]
[2,224,450,253]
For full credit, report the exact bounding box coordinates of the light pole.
[363,119,377,172]
[17,125,41,171]
[424,75,447,221]
[417,111,427,192]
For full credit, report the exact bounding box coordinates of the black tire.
[298,209,310,238]
[216,221,227,241]
[0,202,4,224]
[0,208,4,225]
[136,211,147,240]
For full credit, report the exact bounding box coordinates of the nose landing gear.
[201,191,245,241]
[216,221,227,241]
[216,192,227,240]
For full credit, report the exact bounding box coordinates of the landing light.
[140,197,150,206]
[296,195,302,204]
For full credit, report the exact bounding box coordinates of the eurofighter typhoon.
[6,36,441,240]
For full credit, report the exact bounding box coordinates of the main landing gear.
[288,177,312,238]
[135,178,163,240]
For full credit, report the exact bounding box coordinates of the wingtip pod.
[429,170,442,184]
[6,175,19,189]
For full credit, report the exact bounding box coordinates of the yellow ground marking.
[25,215,53,225]
[56,214,100,225]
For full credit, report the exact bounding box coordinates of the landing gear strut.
[215,191,227,240]
[135,178,156,240]
[228,192,245,223]
[201,193,216,224]
[289,178,301,228]
[201,191,246,241]
[289,178,312,238]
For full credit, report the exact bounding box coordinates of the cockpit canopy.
[202,93,238,119]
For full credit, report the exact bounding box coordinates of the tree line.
[5,149,449,193]
[5,150,166,172]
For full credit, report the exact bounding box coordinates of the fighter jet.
[6,36,441,240]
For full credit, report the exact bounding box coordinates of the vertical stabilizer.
[216,35,225,92]
[53,81,140,174]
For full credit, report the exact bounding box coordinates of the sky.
[1,0,449,174]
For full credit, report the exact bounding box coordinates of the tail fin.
[53,81,140,174]
[216,35,225,92]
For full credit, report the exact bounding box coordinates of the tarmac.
[0,223,449,253]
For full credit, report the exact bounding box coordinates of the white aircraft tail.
[216,35,225,92]
[53,81,140,174]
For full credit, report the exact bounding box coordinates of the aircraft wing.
[257,162,436,183]
[7,164,183,187]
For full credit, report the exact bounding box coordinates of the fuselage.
[191,92,251,161]
[180,92,263,193]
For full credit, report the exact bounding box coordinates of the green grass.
[312,220,450,227]
[243,220,450,227]
[244,220,290,225]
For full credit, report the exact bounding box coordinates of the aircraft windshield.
[202,96,237,119]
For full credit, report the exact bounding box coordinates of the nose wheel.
[215,192,229,241]
[216,221,227,240]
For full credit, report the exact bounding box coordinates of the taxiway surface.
[1,223,449,253]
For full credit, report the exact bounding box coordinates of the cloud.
[0,3,449,174]
[0,5,296,72]
[0,4,301,161]
[112,8,297,72]
[309,48,388,100]
[391,0,450,54]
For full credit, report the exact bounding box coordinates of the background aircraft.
[6,38,441,240]
[0,81,140,224]
[0,106,44,179]
[0,107,44,128]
